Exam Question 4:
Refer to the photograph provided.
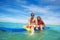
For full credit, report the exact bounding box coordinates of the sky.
[0,0,60,25]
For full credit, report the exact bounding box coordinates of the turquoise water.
[0,22,60,40]
[0,22,26,28]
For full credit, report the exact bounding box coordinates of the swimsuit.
[38,20,44,25]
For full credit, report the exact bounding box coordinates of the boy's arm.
[28,19,30,26]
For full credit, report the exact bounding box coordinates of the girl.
[36,16,45,31]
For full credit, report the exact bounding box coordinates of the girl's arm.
[42,20,46,29]
[35,19,38,28]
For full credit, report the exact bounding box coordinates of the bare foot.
[30,32,34,35]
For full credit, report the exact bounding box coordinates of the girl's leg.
[40,25,43,31]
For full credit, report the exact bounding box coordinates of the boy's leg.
[30,26,34,35]
[31,26,34,32]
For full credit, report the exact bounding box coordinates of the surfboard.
[0,27,49,32]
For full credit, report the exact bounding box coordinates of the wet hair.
[31,12,34,16]
[37,16,41,20]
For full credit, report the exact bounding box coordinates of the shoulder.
[28,18,31,21]
[41,19,44,23]
[34,18,36,20]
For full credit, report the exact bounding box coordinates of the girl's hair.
[37,16,41,20]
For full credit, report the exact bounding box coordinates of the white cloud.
[35,0,59,3]
[21,5,59,15]
[43,0,56,2]
[44,17,60,25]
[35,0,60,6]
[0,15,27,23]
[22,5,50,14]
[3,8,23,13]
[15,0,27,5]
[1,7,29,18]
[0,4,60,25]
[21,5,60,25]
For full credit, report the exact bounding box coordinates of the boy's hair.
[31,12,34,16]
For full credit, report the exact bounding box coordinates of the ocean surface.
[0,22,60,40]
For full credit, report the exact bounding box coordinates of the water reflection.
[0,27,60,40]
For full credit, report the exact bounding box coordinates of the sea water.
[0,22,60,40]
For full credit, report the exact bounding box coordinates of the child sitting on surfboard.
[28,12,36,33]
[24,13,45,33]
[24,12,36,34]
[36,16,46,31]
[28,12,36,28]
